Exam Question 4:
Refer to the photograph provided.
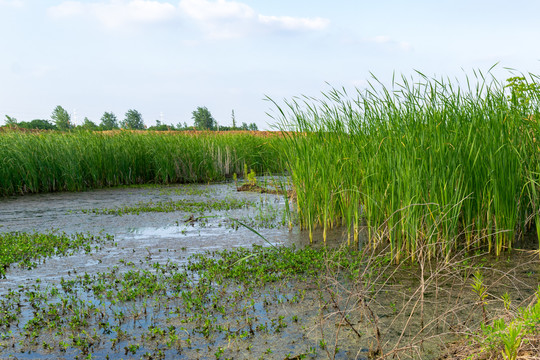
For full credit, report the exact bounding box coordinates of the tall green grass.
[0,131,284,196]
[271,70,540,259]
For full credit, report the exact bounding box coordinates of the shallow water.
[1,181,539,359]
[0,180,351,289]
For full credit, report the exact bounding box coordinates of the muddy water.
[1,181,539,359]
[0,180,352,289]
[0,181,291,284]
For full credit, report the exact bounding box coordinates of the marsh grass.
[0,131,284,196]
[270,70,540,259]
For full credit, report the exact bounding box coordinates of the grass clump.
[271,70,540,259]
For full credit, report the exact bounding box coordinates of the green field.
[0,130,284,196]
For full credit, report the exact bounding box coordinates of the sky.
[1,0,539,129]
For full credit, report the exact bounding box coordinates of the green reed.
[0,131,284,196]
[271,70,540,259]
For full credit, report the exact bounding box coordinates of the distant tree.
[248,122,258,131]
[175,122,189,131]
[240,122,248,130]
[231,110,237,129]
[51,105,72,130]
[192,106,216,130]
[17,119,57,130]
[4,115,17,126]
[99,112,119,130]
[80,117,99,131]
[121,109,145,130]
[147,119,170,131]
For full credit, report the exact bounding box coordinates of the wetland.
[2,71,540,359]
[0,180,539,359]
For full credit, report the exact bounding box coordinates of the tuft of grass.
[270,69,540,259]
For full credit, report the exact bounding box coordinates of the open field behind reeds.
[272,71,540,259]
[0,130,285,196]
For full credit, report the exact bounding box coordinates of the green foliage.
[0,243,358,358]
[4,115,17,126]
[243,163,257,186]
[176,121,189,130]
[51,105,72,130]
[15,119,57,130]
[0,131,284,195]
[84,197,254,216]
[121,109,145,130]
[147,120,171,131]
[192,106,216,130]
[472,270,488,323]
[477,288,540,360]
[237,122,258,131]
[500,323,522,360]
[80,117,99,131]
[275,69,540,261]
[471,270,487,303]
[272,70,540,258]
[99,112,119,130]
[0,232,113,277]
[505,76,540,113]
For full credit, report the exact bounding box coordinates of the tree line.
[3,106,258,131]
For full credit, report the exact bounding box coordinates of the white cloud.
[49,0,330,38]
[48,0,178,29]
[179,0,330,39]
[258,15,329,31]
[179,0,254,21]
[178,0,255,39]
[94,0,177,28]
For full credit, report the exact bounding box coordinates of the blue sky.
[1,0,539,129]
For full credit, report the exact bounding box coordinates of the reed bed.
[272,71,540,260]
[0,130,284,196]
